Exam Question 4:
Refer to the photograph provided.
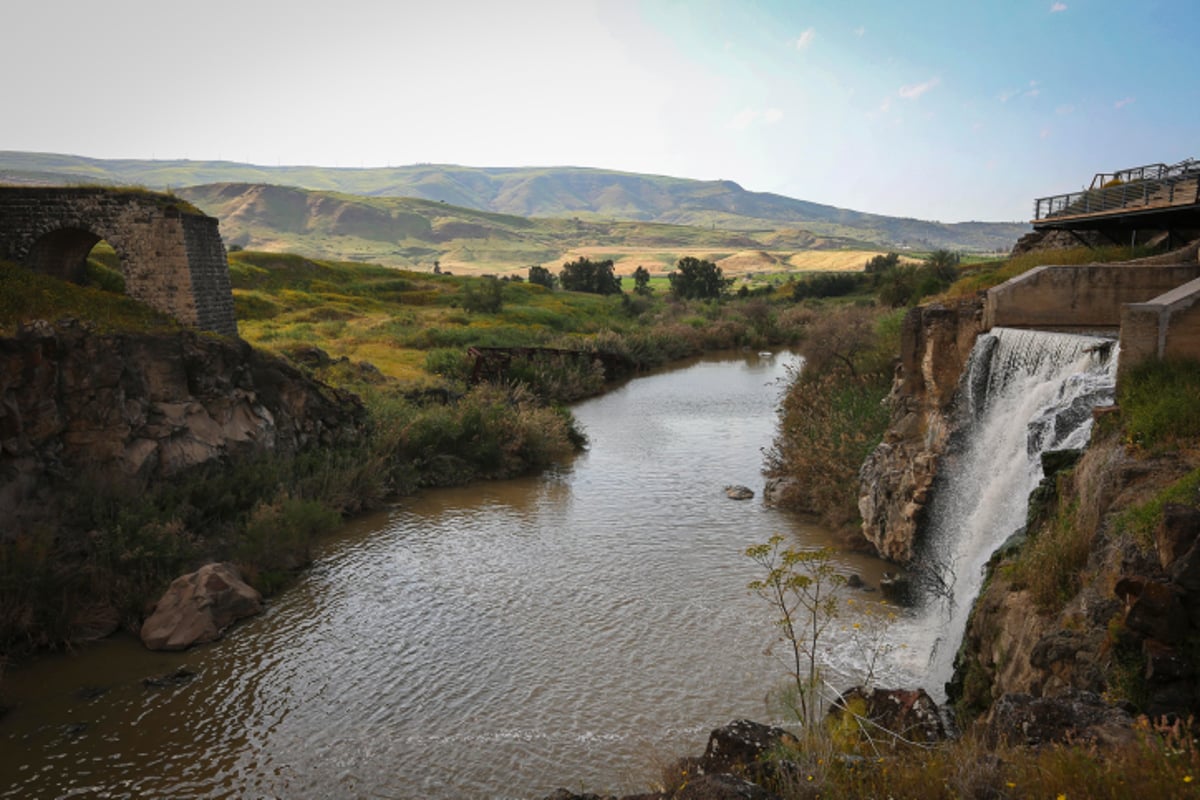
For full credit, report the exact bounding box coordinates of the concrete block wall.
[1119,277,1200,380]
[984,264,1200,330]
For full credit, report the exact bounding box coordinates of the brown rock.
[828,687,948,744]
[0,320,368,531]
[858,300,982,563]
[984,690,1135,748]
[1121,579,1189,644]
[1156,503,1200,569]
[699,719,792,776]
[140,562,263,651]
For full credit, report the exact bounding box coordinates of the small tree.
[863,252,900,274]
[746,535,845,728]
[633,265,653,296]
[528,265,557,289]
[923,249,960,284]
[461,275,503,313]
[668,256,731,300]
[558,257,622,295]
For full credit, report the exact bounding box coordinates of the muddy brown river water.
[0,352,894,799]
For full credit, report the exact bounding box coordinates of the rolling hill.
[0,151,1029,255]
[175,183,893,274]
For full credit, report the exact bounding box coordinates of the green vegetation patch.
[1010,497,1091,613]
[945,244,1156,299]
[0,261,177,335]
[1113,467,1200,551]
[1118,357,1200,452]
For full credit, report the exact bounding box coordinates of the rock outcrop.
[857,300,982,563]
[539,720,787,800]
[140,562,263,650]
[983,690,1136,748]
[948,430,1200,723]
[0,319,367,532]
[828,687,948,744]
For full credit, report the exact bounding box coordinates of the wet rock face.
[0,319,367,532]
[140,562,262,651]
[858,301,982,563]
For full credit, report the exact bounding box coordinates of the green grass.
[0,261,178,335]
[943,245,1157,298]
[1010,498,1091,613]
[1118,358,1200,452]
[228,249,813,388]
[1113,468,1200,551]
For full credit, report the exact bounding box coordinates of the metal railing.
[1033,158,1200,221]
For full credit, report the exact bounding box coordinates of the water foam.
[881,327,1117,698]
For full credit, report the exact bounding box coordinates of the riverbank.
[0,351,891,798]
[0,251,820,655]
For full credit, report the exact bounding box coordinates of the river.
[0,351,893,799]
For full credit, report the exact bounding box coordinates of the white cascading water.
[875,327,1118,699]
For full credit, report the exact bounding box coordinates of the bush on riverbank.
[764,305,901,535]
[1,250,812,654]
[737,718,1198,800]
[0,377,589,653]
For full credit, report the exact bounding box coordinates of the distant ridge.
[0,152,1028,253]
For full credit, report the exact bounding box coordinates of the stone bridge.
[0,186,237,336]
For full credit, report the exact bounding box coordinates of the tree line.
[527,256,733,301]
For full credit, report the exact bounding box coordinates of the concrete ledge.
[984,264,1200,330]
[1119,276,1200,380]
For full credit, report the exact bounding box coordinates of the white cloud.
[899,77,940,99]
[853,26,865,37]
[1114,96,1135,109]
[763,108,784,124]
[1040,127,1052,139]
[1056,104,1075,115]
[795,28,816,50]
[1051,2,1068,12]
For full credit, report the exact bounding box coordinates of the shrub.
[424,347,472,383]
[1010,498,1091,613]
[764,305,897,532]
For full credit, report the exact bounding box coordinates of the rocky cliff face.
[949,431,1200,722]
[0,319,366,533]
[857,300,982,563]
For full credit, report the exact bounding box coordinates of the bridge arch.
[0,187,238,336]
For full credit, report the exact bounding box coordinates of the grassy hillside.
[179,182,891,274]
[0,151,1029,252]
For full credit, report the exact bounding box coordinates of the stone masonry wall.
[181,214,237,335]
[0,187,238,336]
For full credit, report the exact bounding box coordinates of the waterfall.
[883,327,1118,698]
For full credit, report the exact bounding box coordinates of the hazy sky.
[5,0,1198,222]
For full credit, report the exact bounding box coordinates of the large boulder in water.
[141,562,263,651]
